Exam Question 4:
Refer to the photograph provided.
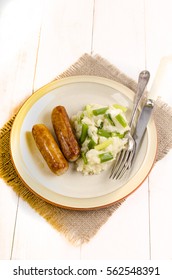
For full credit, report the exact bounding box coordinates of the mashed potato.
[71,104,130,175]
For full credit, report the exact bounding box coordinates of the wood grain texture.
[34,0,94,90]
[92,0,146,80]
[0,0,172,260]
[0,0,43,260]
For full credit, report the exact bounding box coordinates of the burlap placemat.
[1,53,172,245]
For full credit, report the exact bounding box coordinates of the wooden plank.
[145,0,172,101]
[80,0,150,259]
[92,0,146,81]
[2,0,171,260]
[11,0,94,259]
[0,0,44,123]
[12,199,80,260]
[0,181,18,260]
[0,0,43,259]
[81,181,150,259]
[149,152,172,259]
[34,0,94,90]
[145,0,172,259]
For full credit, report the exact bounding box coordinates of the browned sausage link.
[51,106,80,162]
[32,124,69,175]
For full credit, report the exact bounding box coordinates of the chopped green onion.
[95,139,113,150]
[111,132,125,139]
[85,105,93,117]
[78,112,84,124]
[98,121,103,129]
[88,138,96,149]
[115,114,127,128]
[92,107,108,116]
[105,113,115,126]
[99,152,113,163]
[97,129,112,138]
[80,123,88,144]
[113,104,127,112]
[81,152,88,164]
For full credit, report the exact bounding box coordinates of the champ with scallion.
[71,103,130,175]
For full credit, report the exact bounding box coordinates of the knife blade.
[133,98,155,154]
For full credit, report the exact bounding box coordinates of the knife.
[133,98,155,156]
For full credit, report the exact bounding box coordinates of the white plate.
[10,76,157,209]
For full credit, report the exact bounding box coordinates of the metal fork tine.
[112,150,129,179]
[112,150,127,177]
[117,150,135,179]
[109,150,124,179]
[116,141,137,179]
[109,70,150,180]
[114,151,130,179]
[109,152,121,178]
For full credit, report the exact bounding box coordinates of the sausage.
[32,124,69,175]
[51,106,80,162]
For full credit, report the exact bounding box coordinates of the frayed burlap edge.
[0,53,172,245]
[57,53,138,93]
[0,116,124,245]
[153,98,172,161]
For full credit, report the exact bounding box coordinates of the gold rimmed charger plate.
[10,76,157,210]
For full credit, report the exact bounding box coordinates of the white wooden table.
[0,0,172,260]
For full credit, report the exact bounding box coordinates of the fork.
[109,70,150,179]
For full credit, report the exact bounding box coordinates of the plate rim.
[10,75,158,210]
